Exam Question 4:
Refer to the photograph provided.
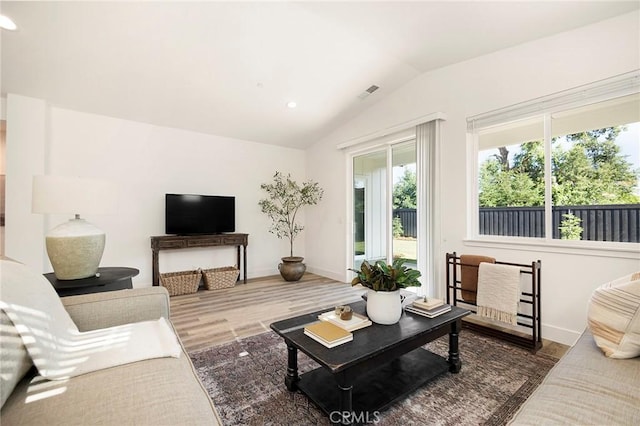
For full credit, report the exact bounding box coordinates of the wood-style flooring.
[170,273,569,358]
[170,273,363,352]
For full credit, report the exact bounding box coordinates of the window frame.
[466,71,640,259]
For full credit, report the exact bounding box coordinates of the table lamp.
[32,175,117,280]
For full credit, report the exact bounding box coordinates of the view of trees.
[393,169,417,209]
[390,128,639,241]
[479,126,640,208]
[392,169,417,239]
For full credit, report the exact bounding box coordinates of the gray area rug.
[190,329,557,425]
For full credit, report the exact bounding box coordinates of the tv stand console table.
[150,233,248,286]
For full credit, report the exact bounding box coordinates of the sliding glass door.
[352,140,418,271]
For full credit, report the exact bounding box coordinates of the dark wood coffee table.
[270,301,470,425]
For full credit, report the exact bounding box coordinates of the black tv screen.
[165,194,235,235]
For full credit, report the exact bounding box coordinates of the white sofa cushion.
[509,329,640,424]
[1,329,221,425]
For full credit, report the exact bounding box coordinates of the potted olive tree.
[350,259,421,324]
[259,172,324,281]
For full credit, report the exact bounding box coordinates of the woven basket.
[160,270,201,296]
[202,266,239,290]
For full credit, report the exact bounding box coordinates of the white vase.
[366,289,402,325]
[46,218,105,280]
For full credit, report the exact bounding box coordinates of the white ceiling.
[1,1,638,149]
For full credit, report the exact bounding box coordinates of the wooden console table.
[151,233,248,286]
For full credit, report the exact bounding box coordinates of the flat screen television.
[165,194,235,235]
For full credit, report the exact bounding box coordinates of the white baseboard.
[305,265,347,283]
[542,323,582,346]
[250,267,280,280]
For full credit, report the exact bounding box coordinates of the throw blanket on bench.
[0,259,181,380]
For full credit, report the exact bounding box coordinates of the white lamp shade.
[32,175,117,215]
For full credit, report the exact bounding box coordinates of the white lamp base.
[45,218,106,280]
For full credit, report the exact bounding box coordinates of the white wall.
[305,11,640,345]
[5,95,47,270]
[6,96,306,284]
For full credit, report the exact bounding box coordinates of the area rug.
[190,329,557,425]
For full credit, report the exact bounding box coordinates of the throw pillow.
[587,271,640,359]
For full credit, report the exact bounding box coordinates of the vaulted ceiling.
[2,1,638,148]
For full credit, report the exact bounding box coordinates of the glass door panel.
[353,150,387,270]
[352,139,418,272]
[392,141,417,269]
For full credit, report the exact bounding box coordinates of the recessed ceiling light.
[286,101,297,109]
[0,15,17,31]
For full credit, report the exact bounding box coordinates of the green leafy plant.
[258,171,324,258]
[349,259,421,292]
[559,212,583,240]
[392,216,404,238]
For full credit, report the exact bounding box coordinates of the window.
[469,72,640,244]
[477,117,545,237]
[550,97,639,242]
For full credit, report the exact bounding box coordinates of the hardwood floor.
[170,273,363,352]
[170,273,569,358]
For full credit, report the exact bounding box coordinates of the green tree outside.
[478,126,640,208]
[392,216,404,238]
[558,213,583,240]
[392,168,416,262]
[393,169,417,209]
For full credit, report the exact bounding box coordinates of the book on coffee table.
[318,311,372,332]
[405,303,452,318]
[413,297,444,311]
[304,321,353,348]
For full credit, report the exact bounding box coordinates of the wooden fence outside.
[480,204,639,242]
[394,204,640,242]
[393,208,417,238]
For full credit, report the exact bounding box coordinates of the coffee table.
[270,301,470,425]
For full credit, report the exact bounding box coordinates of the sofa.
[511,271,640,424]
[1,284,222,425]
[510,331,640,424]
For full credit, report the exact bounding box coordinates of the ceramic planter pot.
[278,256,306,281]
[366,289,402,325]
